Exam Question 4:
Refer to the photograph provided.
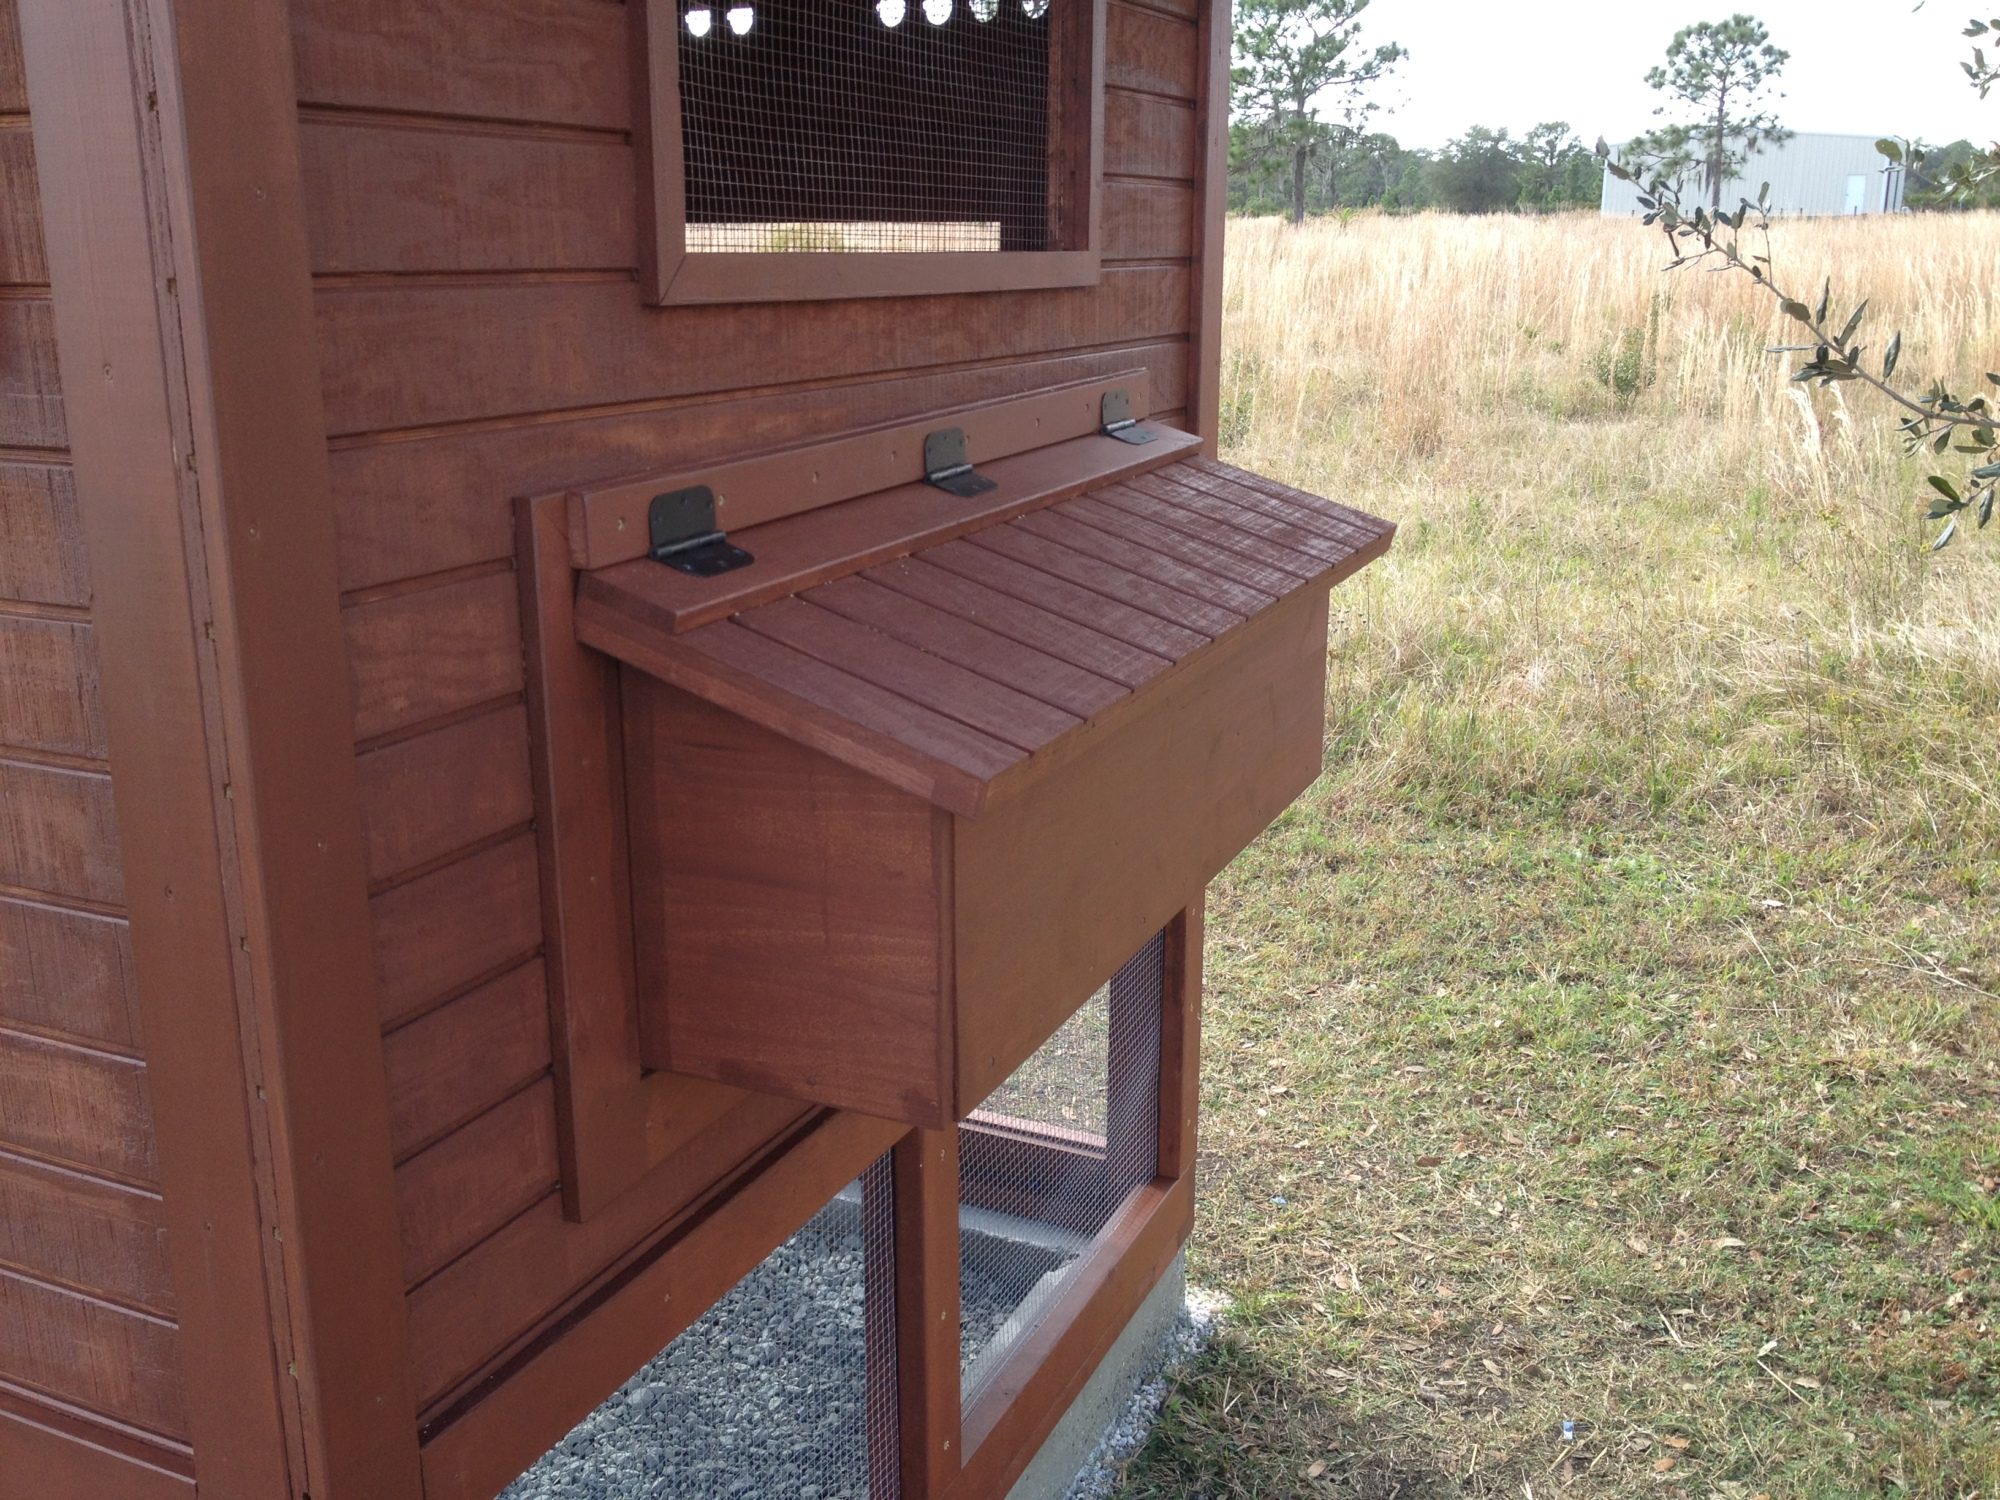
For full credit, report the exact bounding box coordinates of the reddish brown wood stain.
[4,0,1395,1495]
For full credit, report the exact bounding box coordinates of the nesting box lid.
[573,410,1392,818]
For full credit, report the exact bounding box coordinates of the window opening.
[678,0,1064,254]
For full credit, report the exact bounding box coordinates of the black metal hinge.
[648,486,754,576]
[923,427,998,498]
[1100,388,1157,445]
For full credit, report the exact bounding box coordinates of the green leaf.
[1982,489,1997,528]
[1780,299,1812,324]
[1932,515,1959,550]
[1814,279,1830,326]
[1929,475,1962,503]
[1883,330,1902,379]
[1839,299,1868,347]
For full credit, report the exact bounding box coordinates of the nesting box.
[2,3,1391,1499]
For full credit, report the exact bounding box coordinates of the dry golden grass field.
[1117,211,2000,1499]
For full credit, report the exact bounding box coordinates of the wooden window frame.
[633,0,1107,305]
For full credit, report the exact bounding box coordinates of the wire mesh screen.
[958,931,1165,1409]
[502,1153,900,1500]
[677,0,1066,253]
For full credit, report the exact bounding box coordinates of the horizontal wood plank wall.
[0,0,185,1475]
[287,0,1206,1433]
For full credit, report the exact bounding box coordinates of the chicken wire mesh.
[958,931,1165,1409]
[501,1153,900,1500]
[677,0,1064,253]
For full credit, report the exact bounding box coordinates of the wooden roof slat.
[966,524,1245,639]
[865,556,1175,692]
[1121,470,1359,567]
[583,611,1022,816]
[1062,494,1313,596]
[1011,505,1278,616]
[1185,454,1390,532]
[1084,483,1328,582]
[734,597,1081,755]
[581,447,1395,816]
[1175,458,1392,551]
[919,538,1213,661]
[807,575,1129,722]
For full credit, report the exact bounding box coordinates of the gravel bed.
[1056,1284,1221,1500]
[501,1201,1212,1500]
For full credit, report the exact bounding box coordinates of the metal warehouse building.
[1602,131,1907,216]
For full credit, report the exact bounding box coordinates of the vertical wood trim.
[23,2,423,1495]
[19,5,296,1493]
[894,1127,962,1500]
[1187,0,1230,455]
[1157,901,1202,1182]
[141,2,423,1489]
[632,0,686,304]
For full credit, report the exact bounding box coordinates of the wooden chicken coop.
[0,1,1392,1497]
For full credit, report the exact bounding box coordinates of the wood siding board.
[867,554,1173,691]
[0,0,21,112]
[1105,89,1194,180]
[403,1089,813,1414]
[295,119,1184,275]
[368,830,541,1029]
[0,759,121,906]
[343,568,523,743]
[0,615,106,759]
[1102,176,1193,260]
[0,297,62,449]
[0,1149,171,1318]
[806,574,1128,721]
[0,120,44,286]
[0,1267,185,1439]
[382,960,552,1162]
[289,0,630,130]
[299,118,633,276]
[329,345,1187,595]
[0,1029,153,1183]
[0,461,88,608]
[0,895,138,1049]
[0,1397,193,1499]
[313,267,1190,437]
[395,1076,560,1288]
[355,702,534,885]
[1104,2,1198,99]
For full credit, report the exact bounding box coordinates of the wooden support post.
[894,1127,962,1500]
[1158,901,1204,1184]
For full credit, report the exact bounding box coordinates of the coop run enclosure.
[0,3,1393,1499]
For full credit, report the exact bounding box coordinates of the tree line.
[1229,0,1997,222]
[1229,120,1606,218]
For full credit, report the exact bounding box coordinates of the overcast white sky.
[1349,0,1996,149]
